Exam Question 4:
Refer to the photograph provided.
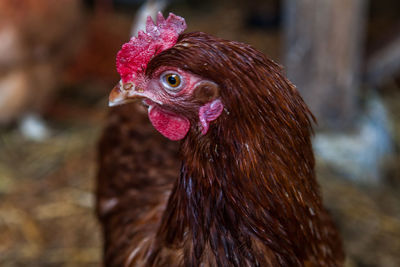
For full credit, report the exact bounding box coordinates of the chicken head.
[109,13,223,140]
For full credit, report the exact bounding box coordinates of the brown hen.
[97,13,344,267]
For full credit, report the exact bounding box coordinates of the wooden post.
[283,0,368,129]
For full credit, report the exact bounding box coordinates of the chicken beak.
[108,81,144,107]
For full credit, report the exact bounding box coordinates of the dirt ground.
[1,1,399,266]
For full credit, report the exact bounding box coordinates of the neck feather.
[155,94,323,265]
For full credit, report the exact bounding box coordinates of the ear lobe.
[198,98,224,135]
[192,81,219,103]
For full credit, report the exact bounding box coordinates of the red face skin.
[140,66,203,105]
[109,66,224,141]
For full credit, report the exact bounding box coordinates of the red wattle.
[148,106,190,141]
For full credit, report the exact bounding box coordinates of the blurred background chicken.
[0,0,84,140]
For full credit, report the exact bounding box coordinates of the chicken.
[0,0,83,139]
[97,13,344,266]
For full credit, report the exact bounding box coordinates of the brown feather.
[97,103,180,266]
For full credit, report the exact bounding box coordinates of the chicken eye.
[162,73,181,90]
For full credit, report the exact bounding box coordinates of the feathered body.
[97,14,344,267]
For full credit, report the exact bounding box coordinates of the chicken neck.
[155,108,328,265]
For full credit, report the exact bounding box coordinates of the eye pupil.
[168,75,177,85]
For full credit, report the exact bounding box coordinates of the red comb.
[116,12,186,83]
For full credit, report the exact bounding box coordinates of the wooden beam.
[283,0,369,129]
